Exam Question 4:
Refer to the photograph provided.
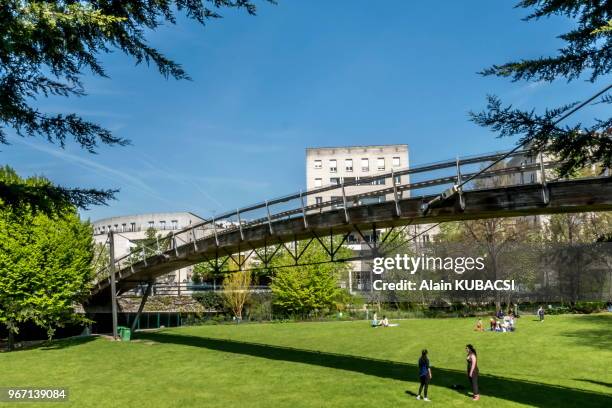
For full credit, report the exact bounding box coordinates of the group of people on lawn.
[474,309,517,332]
[371,313,398,327]
[374,305,553,402]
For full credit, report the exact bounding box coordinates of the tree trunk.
[7,322,15,351]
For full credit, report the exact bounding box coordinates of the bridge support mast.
[108,231,118,340]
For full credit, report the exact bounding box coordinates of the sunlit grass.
[1,314,610,407]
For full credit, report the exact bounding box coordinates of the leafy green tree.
[270,239,352,316]
[0,167,94,350]
[472,0,611,177]
[1,0,273,212]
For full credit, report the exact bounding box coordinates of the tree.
[1,0,273,212]
[0,167,94,350]
[472,0,612,177]
[132,227,171,258]
[270,238,352,317]
[222,267,252,320]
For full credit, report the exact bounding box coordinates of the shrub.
[573,302,605,314]
[192,292,224,311]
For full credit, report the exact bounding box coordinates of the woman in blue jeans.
[416,349,432,401]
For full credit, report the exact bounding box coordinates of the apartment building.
[305,144,409,207]
[305,144,438,292]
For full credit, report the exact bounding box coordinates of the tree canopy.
[472,0,612,177]
[0,166,94,349]
[270,238,352,316]
[1,0,272,211]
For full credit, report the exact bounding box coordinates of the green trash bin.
[121,327,131,341]
[117,326,130,341]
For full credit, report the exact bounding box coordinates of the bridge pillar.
[108,231,118,340]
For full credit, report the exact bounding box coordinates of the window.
[314,160,322,169]
[130,222,136,232]
[394,175,401,184]
[330,177,340,185]
[329,159,337,173]
[148,221,154,229]
[315,197,323,205]
[372,178,385,185]
[345,159,353,172]
[314,178,322,188]
[121,223,127,232]
[171,220,178,229]
[343,177,356,184]
[393,157,401,167]
[377,157,385,171]
[160,220,166,230]
[361,158,369,172]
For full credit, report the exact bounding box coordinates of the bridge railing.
[95,148,563,284]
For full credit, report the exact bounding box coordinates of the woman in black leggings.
[416,349,432,401]
[466,344,480,401]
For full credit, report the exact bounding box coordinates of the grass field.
[1,314,611,407]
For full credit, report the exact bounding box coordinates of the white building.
[305,144,438,292]
[305,144,409,206]
[92,212,207,290]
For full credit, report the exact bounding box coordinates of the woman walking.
[416,349,432,402]
[466,344,480,401]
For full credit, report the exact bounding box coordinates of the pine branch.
[470,95,612,177]
[0,180,118,214]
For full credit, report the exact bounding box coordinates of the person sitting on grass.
[489,317,496,331]
[474,319,484,332]
[495,320,503,332]
[381,316,389,327]
[371,312,379,327]
[416,349,432,402]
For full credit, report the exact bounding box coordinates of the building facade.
[305,144,438,293]
[305,144,410,206]
[92,212,207,290]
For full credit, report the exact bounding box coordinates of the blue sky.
[5,0,610,221]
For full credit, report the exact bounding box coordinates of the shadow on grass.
[1,335,96,353]
[137,332,611,408]
[39,335,97,351]
[574,379,612,389]
[560,315,612,350]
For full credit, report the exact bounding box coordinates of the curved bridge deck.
[89,176,612,304]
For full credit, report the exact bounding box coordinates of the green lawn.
[1,314,611,407]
